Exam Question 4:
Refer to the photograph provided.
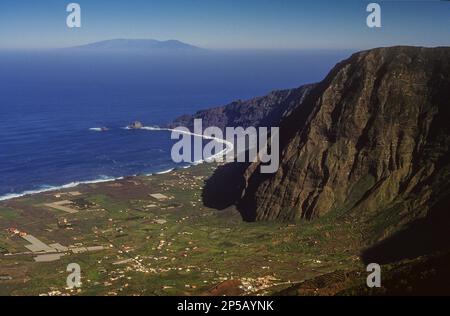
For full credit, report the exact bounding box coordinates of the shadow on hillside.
[202,162,251,218]
[362,194,450,265]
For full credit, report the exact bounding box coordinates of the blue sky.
[0,0,449,49]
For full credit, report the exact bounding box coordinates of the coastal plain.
[0,163,365,296]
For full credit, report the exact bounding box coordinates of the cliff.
[168,84,315,131]
[236,46,450,242]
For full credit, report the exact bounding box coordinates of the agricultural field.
[0,163,365,296]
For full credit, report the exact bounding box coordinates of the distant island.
[64,39,204,52]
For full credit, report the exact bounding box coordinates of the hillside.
[201,46,450,265]
[168,84,315,131]
[237,46,450,257]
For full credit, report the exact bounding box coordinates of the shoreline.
[0,126,233,203]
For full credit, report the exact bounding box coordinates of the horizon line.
[1,38,449,52]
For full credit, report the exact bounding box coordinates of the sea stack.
[129,121,143,129]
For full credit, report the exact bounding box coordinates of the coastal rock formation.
[168,84,315,131]
[237,46,450,233]
[129,121,143,129]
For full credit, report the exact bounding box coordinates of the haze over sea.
[0,43,352,199]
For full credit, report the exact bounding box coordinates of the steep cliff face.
[168,84,314,131]
[238,47,450,231]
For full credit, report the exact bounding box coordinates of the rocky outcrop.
[168,84,315,131]
[128,121,143,129]
[236,46,450,232]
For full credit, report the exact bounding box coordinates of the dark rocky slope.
[276,251,450,296]
[236,46,450,243]
[168,84,314,131]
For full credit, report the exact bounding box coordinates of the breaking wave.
[0,176,122,202]
[0,126,234,202]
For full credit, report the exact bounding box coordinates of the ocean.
[0,49,352,200]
